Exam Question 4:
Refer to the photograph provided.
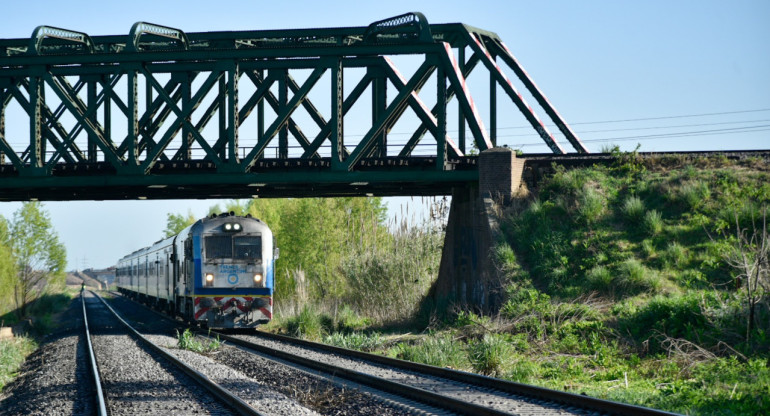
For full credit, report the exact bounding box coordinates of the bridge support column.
[424,148,525,315]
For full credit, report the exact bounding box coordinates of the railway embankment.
[268,151,770,416]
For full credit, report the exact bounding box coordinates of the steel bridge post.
[86,77,97,163]
[0,81,6,165]
[489,54,497,147]
[457,47,466,154]
[436,63,447,170]
[278,68,288,160]
[127,67,139,170]
[371,67,387,158]
[28,68,44,173]
[331,58,344,171]
[175,72,192,160]
[227,62,240,165]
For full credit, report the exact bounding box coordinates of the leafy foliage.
[163,210,197,237]
[2,202,66,318]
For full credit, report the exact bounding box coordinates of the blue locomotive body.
[116,213,276,328]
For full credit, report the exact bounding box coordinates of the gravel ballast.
[0,295,93,416]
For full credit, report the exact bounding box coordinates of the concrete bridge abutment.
[424,148,525,315]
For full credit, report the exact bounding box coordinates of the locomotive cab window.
[205,235,232,259]
[234,236,261,259]
[204,235,262,260]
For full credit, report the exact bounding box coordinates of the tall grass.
[339,212,444,323]
[0,337,36,390]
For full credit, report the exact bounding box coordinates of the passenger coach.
[116,213,276,328]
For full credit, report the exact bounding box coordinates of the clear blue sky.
[0,0,768,269]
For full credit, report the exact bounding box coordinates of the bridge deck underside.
[0,156,478,200]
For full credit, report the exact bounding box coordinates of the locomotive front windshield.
[205,235,262,260]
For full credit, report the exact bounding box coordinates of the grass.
[0,337,36,390]
[176,328,222,354]
[266,155,770,415]
[0,290,74,392]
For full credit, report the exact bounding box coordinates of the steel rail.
[235,330,681,416]
[208,329,511,416]
[81,291,108,416]
[89,291,266,416]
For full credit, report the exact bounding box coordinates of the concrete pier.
[425,148,525,314]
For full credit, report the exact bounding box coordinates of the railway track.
[214,330,680,416]
[82,290,268,416]
[110,291,680,415]
[80,291,108,416]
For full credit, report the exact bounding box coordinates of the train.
[115,212,277,328]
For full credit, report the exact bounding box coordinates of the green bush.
[585,265,613,291]
[677,181,711,210]
[335,305,370,334]
[615,259,662,294]
[661,242,688,269]
[577,187,606,225]
[392,335,467,369]
[643,210,663,236]
[323,332,384,352]
[467,333,511,376]
[176,328,221,353]
[286,306,326,341]
[621,196,645,221]
[615,293,716,350]
[0,337,37,390]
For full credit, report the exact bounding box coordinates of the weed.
[467,333,510,376]
[586,265,613,292]
[661,242,688,269]
[643,210,664,236]
[621,196,645,221]
[176,328,221,353]
[392,335,467,369]
[0,336,37,390]
[286,306,326,341]
[323,332,384,352]
[577,187,606,225]
[616,259,662,294]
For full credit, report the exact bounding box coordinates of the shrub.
[662,242,688,269]
[286,305,326,341]
[0,337,37,390]
[621,196,645,221]
[323,332,384,352]
[615,293,718,351]
[176,328,221,353]
[577,187,606,225]
[615,259,662,294]
[585,265,613,291]
[643,210,664,236]
[677,181,711,210]
[392,335,467,369]
[335,305,369,334]
[467,333,511,376]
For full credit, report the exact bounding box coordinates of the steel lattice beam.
[0,13,586,201]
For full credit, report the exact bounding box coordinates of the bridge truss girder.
[0,15,586,201]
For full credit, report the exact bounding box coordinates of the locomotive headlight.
[233,223,241,231]
[224,223,232,231]
[205,273,215,286]
[253,273,263,284]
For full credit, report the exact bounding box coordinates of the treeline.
[0,202,67,319]
[166,197,446,322]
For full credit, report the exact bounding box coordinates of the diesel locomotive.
[115,213,276,328]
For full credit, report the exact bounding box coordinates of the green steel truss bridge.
[0,13,586,201]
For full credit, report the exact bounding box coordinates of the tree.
[0,217,17,315]
[164,210,197,237]
[725,207,769,343]
[7,202,66,317]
